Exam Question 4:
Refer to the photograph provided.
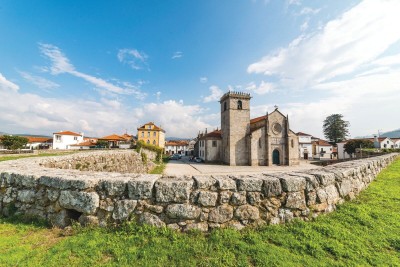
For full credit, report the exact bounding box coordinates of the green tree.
[0,135,29,150]
[344,139,374,156]
[323,114,350,144]
[96,140,109,148]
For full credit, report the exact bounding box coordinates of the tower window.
[224,102,227,111]
[237,100,242,110]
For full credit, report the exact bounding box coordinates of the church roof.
[250,115,268,124]
[199,130,222,139]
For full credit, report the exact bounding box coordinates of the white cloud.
[117,48,149,70]
[299,7,320,15]
[245,81,274,95]
[18,71,59,90]
[39,43,145,98]
[300,19,309,31]
[248,0,400,89]
[200,77,208,83]
[203,85,223,103]
[172,51,183,59]
[136,100,213,138]
[0,73,19,91]
[155,91,161,100]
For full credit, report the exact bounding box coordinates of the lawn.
[0,152,76,162]
[0,157,399,266]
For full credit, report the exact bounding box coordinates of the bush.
[136,140,163,162]
[0,135,29,150]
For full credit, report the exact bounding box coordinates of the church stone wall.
[1,152,397,231]
[250,127,266,166]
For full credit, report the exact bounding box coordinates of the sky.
[0,0,399,139]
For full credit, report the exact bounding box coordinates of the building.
[297,132,312,159]
[393,138,400,148]
[52,131,84,149]
[198,130,222,162]
[24,136,53,150]
[70,140,97,150]
[374,136,394,149]
[137,122,166,148]
[312,139,334,160]
[199,91,299,166]
[165,140,189,155]
[98,134,132,148]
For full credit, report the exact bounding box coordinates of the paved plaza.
[164,156,321,176]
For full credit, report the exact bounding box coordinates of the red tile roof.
[250,115,268,124]
[200,130,222,139]
[70,140,97,147]
[24,136,52,143]
[137,122,165,132]
[99,134,127,141]
[53,131,81,136]
[313,139,332,146]
[165,140,189,146]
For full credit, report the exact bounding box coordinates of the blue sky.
[1,0,399,138]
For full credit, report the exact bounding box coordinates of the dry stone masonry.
[0,151,397,232]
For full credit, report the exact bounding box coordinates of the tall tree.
[323,114,350,143]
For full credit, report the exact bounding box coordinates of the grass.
[149,156,169,174]
[0,157,399,266]
[0,152,76,162]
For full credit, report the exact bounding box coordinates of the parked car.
[169,154,180,160]
[194,157,203,163]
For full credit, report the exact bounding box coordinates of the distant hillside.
[381,129,400,138]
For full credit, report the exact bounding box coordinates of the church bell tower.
[220,91,251,165]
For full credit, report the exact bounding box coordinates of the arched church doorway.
[272,149,280,165]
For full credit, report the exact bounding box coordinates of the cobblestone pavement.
[164,156,321,176]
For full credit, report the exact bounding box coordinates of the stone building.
[199,91,299,166]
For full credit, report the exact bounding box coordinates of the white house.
[374,136,394,149]
[297,132,313,160]
[312,139,333,160]
[52,131,84,149]
[337,141,351,160]
[393,138,400,148]
[165,140,189,155]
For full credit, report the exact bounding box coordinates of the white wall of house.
[69,145,90,150]
[199,140,206,161]
[337,142,352,159]
[53,133,83,149]
[394,140,400,148]
[378,137,395,149]
[313,144,333,160]
[165,144,189,155]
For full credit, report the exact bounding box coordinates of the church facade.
[199,91,299,166]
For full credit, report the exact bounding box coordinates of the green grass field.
[0,157,399,266]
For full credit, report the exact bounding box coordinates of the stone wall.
[0,153,397,231]
[41,150,154,173]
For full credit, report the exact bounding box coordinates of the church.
[198,91,299,166]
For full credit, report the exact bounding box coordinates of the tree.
[0,135,29,150]
[344,139,374,156]
[96,140,109,148]
[323,114,350,144]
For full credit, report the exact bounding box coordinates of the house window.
[55,135,61,141]
[212,141,217,147]
[384,144,387,148]
[387,141,389,144]
[148,125,151,129]
[237,100,242,110]
[291,139,294,148]
[258,138,262,148]
[147,140,150,144]
[153,132,156,137]
[141,132,144,137]
[153,140,156,145]
[147,132,150,137]
[224,102,227,111]
[74,137,77,141]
